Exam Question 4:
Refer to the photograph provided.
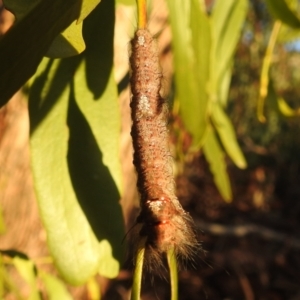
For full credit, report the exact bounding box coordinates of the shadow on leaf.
[67,81,125,263]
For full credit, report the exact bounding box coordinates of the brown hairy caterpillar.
[129,28,199,269]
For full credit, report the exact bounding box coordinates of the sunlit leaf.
[71,0,124,266]
[266,0,300,28]
[29,1,123,284]
[278,97,300,116]
[211,103,247,169]
[166,0,210,147]
[203,128,232,202]
[211,0,248,86]
[30,58,101,285]
[12,257,34,284]
[86,277,100,300]
[12,257,40,300]
[40,272,73,300]
[98,240,119,278]
[278,24,300,43]
[46,21,85,58]
[74,61,122,194]
[218,62,232,107]
[116,0,135,5]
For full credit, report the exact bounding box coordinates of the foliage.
[1,0,300,298]
[167,0,247,201]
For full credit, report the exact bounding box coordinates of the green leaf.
[72,59,123,279]
[166,0,211,147]
[29,1,123,284]
[73,61,122,194]
[98,240,119,278]
[211,103,247,169]
[70,0,125,265]
[211,0,248,86]
[3,0,101,58]
[40,272,73,300]
[46,21,85,58]
[277,97,300,117]
[203,128,232,202]
[86,277,101,300]
[0,0,81,106]
[77,0,101,23]
[116,0,135,5]
[278,24,300,43]
[30,58,101,285]
[218,62,232,107]
[265,0,300,28]
[12,257,40,300]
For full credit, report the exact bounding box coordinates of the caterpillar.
[129,28,199,269]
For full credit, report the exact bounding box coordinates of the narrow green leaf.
[166,0,210,146]
[257,21,281,123]
[190,0,211,140]
[0,0,81,105]
[265,0,300,28]
[40,272,73,300]
[278,97,300,117]
[203,128,232,202]
[218,62,232,107]
[0,255,4,297]
[211,0,248,86]
[211,103,247,169]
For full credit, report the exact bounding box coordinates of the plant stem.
[131,238,146,300]
[136,0,147,29]
[167,248,178,300]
